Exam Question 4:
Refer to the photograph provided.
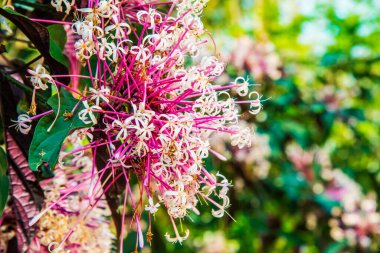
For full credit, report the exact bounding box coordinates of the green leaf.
[13,0,52,12]
[0,147,7,176]
[0,147,9,217]
[2,72,49,108]
[47,24,68,68]
[28,89,93,174]
[324,240,348,253]
[314,194,339,213]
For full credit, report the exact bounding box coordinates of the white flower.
[151,54,166,69]
[78,7,102,24]
[144,32,172,51]
[78,101,101,125]
[97,0,119,18]
[130,45,151,62]
[135,122,155,141]
[216,172,231,198]
[172,49,185,66]
[193,92,221,116]
[231,127,252,149]
[11,114,32,135]
[27,64,54,90]
[165,229,189,244]
[221,95,238,124]
[105,15,131,39]
[70,128,94,143]
[127,102,155,128]
[211,195,230,218]
[89,87,110,106]
[234,76,249,97]
[145,197,160,214]
[95,38,113,61]
[108,39,131,62]
[75,39,95,61]
[112,119,129,140]
[200,56,224,76]
[51,0,75,14]
[133,139,149,157]
[109,151,130,168]
[182,14,204,35]
[137,8,162,29]
[248,91,263,115]
[72,21,103,41]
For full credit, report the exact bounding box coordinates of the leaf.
[28,89,93,173]
[313,194,339,213]
[0,146,7,176]
[6,131,44,251]
[324,240,348,253]
[2,72,49,109]
[13,0,54,12]
[47,24,68,68]
[0,147,9,217]
[0,9,68,81]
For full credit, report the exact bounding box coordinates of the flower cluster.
[18,0,263,250]
[329,192,380,248]
[229,37,282,81]
[286,143,380,249]
[28,134,114,253]
[211,121,271,179]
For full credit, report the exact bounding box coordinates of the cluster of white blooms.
[20,0,264,247]
[70,0,258,220]
[29,134,114,253]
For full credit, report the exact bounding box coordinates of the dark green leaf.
[0,147,7,176]
[47,24,68,68]
[0,176,9,217]
[0,147,9,217]
[314,194,339,213]
[324,240,348,253]
[2,72,49,108]
[28,89,93,173]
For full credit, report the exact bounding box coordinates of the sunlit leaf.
[28,89,93,174]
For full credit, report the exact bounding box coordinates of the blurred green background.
[140,0,380,252]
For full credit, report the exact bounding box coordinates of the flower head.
[11,114,32,135]
[32,0,265,250]
[27,64,54,90]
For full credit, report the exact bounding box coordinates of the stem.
[47,82,61,132]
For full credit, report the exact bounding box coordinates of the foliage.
[28,89,94,173]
